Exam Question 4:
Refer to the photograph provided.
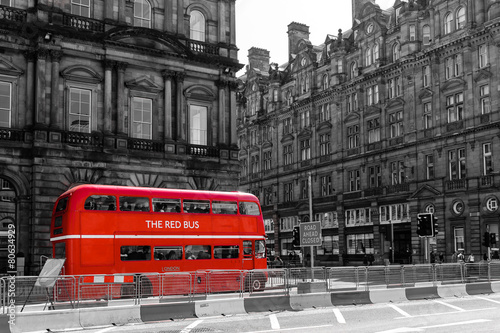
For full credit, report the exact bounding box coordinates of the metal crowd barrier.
[3,262,500,312]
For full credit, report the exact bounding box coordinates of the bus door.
[242,240,254,270]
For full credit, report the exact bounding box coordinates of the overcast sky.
[235,0,395,75]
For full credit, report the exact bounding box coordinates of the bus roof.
[59,184,259,202]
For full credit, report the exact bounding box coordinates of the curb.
[6,282,499,332]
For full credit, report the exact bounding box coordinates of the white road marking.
[388,304,412,318]
[94,327,118,333]
[333,308,346,323]
[475,295,500,304]
[180,319,204,333]
[376,319,491,333]
[433,299,465,311]
[248,324,334,333]
[269,314,280,329]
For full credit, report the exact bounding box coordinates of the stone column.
[218,0,226,43]
[104,0,113,21]
[175,72,186,141]
[229,81,238,146]
[118,0,126,23]
[164,0,173,32]
[50,51,63,129]
[476,0,485,26]
[216,79,227,145]
[229,0,236,46]
[177,0,184,36]
[35,49,48,127]
[104,60,114,134]
[24,51,36,128]
[162,70,175,141]
[116,62,127,135]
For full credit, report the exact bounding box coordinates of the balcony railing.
[0,5,26,22]
[185,40,219,55]
[187,144,219,157]
[128,138,164,152]
[386,183,410,194]
[446,179,467,190]
[62,13,105,32]
[0,128,24,142]
[63,132,103,147]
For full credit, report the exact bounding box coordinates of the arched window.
[373,43,379,62]
[456,7,466,30]
[190,10,206,42]
[392,43,400,61]
[444,12,453,34]
[133,0,151,28]
[365,47,372,66]
[350,62,357,79]
[323,74,329,90]
[422,25,431,45]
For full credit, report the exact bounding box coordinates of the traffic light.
[416,213,433,237]
[483,232,490,247]
[432,215,438,237]
[490,233,497,247]
[292,226,300,246]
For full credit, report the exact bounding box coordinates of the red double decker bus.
[49,184,267,297]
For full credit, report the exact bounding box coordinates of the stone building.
[237,0,500,265]
[0,0,241,274]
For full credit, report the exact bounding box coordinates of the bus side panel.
[80,211,115,267]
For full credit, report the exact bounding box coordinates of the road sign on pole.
[299,221,322,247]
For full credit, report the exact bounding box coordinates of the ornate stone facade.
[238,0,500,265]
[0,0,241,274]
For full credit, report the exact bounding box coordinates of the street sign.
[299,221,322,247]
[35,258,66,288]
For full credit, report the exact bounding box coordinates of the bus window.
[55,197,69,212]
[185,245,211,259]
[84,195,117,211]
[119,196,150,212]
[183,200,210,214]
[212,201,238,215]
[121,246,151,261]
[243,241,252,257]
[239,202,260,216]
[152,198,181,213]
[214,246,239,259]
[255,240,266,259]
[154,246,182,260]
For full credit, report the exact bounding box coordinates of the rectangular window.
[132,97,152,139]
[300,179,308,199]
[480,85,490,114]
[71,0,90,17]
[389,111,403,138]
[300,139,311,161]
[349,170,360,192]
[446,92,464,123]
[214,246,239,259]
[154,246,182,260]
[152,198,181,212]
[119,196,150,212]
[348,125,359,149]
[264,187,273,206]
[283,145,293,165]
[300,111,310,128]
[483,143,492,175]
[423,66,430,87]
[185,245,211,259]
[409,24,416,41]
[283,117,292,134]
[423,102,432,129]
[319,133,331,156]
[321,175,332,196]
[369,165,381,188]
[346,233,374,254]
[84,195,117,211]
[368,118,380,143]
[319,104,330,122]
[189,104,207,145]
[183,200,210,213]
[426,155,434,179]
[121,246,151,261]
[479,44,488,68]
[212,201,238,214]
[284,182,293,202]
[391,161,405,185]
[448,148,466,180]
[454,227,464,252]
[69,87,91,133]
[0,81,11,128]
[263,150,272,171]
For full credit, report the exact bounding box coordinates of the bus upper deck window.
[55,197,69,212]
[183,200,210,213]
[119,197,150,212]
[239,202,260,216]
[152,198,181,212]
[84,195,116,211]
[212,201,238,214]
